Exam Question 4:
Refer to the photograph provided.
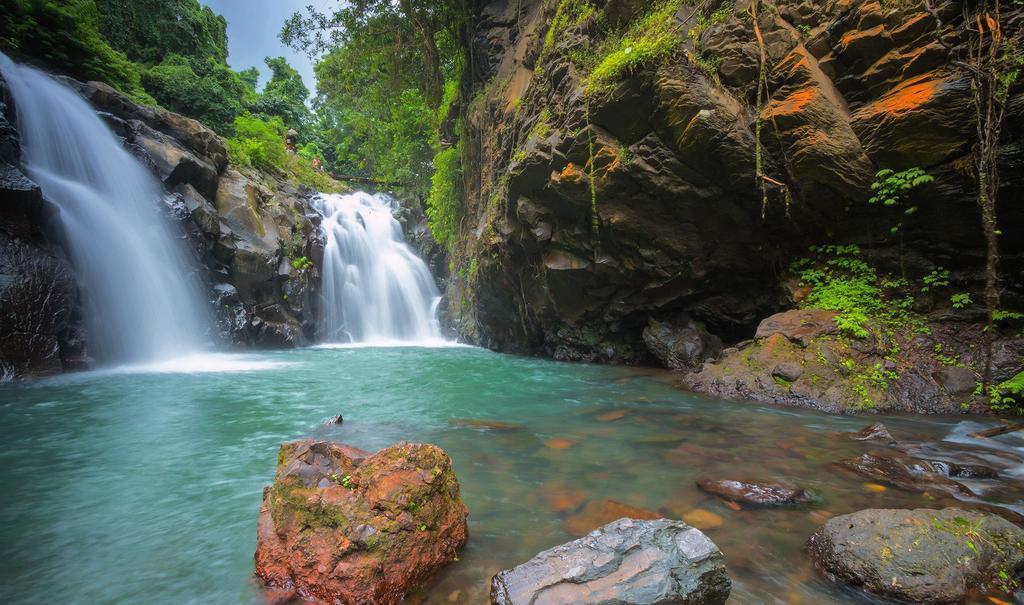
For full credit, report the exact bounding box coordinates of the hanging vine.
[749,0,792,219]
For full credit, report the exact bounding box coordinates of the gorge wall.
[440,0,1024,410]
[0,73,327,378]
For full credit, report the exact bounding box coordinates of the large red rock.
[255,440,469,604]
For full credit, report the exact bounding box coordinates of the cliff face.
[0,74,326,378]
[446,0,1024,371]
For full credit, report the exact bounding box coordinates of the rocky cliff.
[443,0,1024,412]
[0,73,330,378]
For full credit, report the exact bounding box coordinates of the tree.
[251,56,309,129]
[142,54,256,134]
[96,0,228,65]
[280,0,465,110]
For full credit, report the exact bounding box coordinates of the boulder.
[755,309,838,347]
[643,315,724,371]
[696,478,814,506]
[808,508,1024,604]
[255,440,468,605]
[490,518,731,605]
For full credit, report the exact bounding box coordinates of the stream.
[1,346,1021,604]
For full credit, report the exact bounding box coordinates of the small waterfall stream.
[0,54,207,363]
[316,192,442,344]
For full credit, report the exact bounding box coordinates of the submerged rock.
[255,440,468,605]
[808,508,1024,604]
[490,518,731,605]
[848,422,897,445]
[835,452,974,497]
[696,478,814,506]
[563,499,659,536]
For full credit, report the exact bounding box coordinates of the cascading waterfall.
[316,192,442,344]
[0,54,207,363]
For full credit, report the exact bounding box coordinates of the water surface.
[1,347,1021,604]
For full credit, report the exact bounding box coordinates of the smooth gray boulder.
[808,508,1024,604]
[490,517,731,605]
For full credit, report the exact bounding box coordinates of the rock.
[755,309,838,347]
[808,508,1024,604]
[835,452,974,497]
[772,362,804,382]
[449,418,525,431]
[933,366,977,396]
[696,478,814,506]
[642,315,724,371]
[255,440,468,605]
[563,499,660,536]
[681,509,724,530]
[490,518,731,605]
[849,423,897,445]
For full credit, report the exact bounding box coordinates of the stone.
[772,362,804,382]
[933,366,977,396]
[808,508,1024,604]
[755,309,838,347]
[849,422,897,445]
[563,499,659,536]
[449,418,525,431]
[255,440,468,605]
[696,478,814,506]
[835,452,974,497]
[490,518,731,605]
[681,509,724,531]
[642,315,724,371]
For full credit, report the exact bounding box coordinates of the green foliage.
[290,256,314,272]
[95,0,227,65]
[227,113,338,191]
[0,0,151,102]
[427,144,463,250]
[921,267,951,292]
[792,245,916,339]
[868,167,934,234]
[142,54,256,134]
[543,0,597,59]
[587,0,683,94]
[250,56,309,129]
[950,292,973,309]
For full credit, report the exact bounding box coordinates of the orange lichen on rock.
[864,75,941,117]
[763,87,818,118]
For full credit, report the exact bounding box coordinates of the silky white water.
[0,54,207,362]
[315,192,442,343]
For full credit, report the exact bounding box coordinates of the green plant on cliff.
[427,143,463,251]
[586,0,683,94]
[543,0,597,60]
[792,245,917,339]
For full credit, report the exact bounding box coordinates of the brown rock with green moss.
[254,440,469,605]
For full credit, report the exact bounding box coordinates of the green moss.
[586,0,683,95]
[543,0,597,60]
[426,143,463,251]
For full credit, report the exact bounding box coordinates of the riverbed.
[1,346,1021,604]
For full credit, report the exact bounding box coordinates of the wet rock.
[772,362,804,382]
[490,518,731,605]
[696,478,814,506]
[835,452,974,497]
[808,508,1024,604]
[255,440,468,605]
[563,499,659,536]
[755,310,838,347]
[849,422,897,445]
[449,418,525,432]
[682,509,724,531]
[643,315,724,371]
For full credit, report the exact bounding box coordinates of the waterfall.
[315,192,442,344]
[0,54,207,363]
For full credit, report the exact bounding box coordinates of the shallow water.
[1,347,1021,604]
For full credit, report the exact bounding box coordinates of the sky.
[200,0,337,93]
